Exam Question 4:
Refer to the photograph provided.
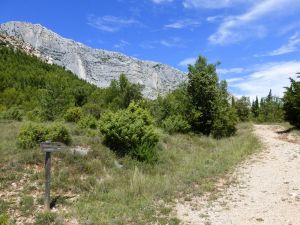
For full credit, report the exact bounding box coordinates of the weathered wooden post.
[40,141,66,211]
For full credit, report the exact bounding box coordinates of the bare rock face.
[0,21,186,98]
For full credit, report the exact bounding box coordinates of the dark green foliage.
[251,96,259,118]
[149,85,192,125]
[45,123,72,144]
[0,46,96,120]
[0,106,23,121]
[105,74,144,109]
[211,106,237,139]
[82,103,102,119]
[99,102,159,160]
[64,107,83,123]
[77,115,97,129]
[18,123,48,148]
[187,56,219,134]
[130,143,158,163]
[18,122,71,148]
[257,90,284,123]
[187,56,237,137]
[235,96,251,122]
[283,76,300,128]
[162,115,191,134]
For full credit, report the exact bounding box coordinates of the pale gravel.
[176,125,300,225]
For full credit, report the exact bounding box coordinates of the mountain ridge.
[0,21,186,98]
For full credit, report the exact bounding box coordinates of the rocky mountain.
[0,21,186,98]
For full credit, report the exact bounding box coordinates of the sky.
[1,0,300,99]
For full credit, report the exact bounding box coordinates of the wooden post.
[40,141,66,211]
[44,151,51,211]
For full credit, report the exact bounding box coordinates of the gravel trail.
[176,125,300,225]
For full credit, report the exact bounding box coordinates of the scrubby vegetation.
[18,122,71,148]
[0,44,299,224]
[283,76,300,128]
[233,90,285,124]
[99,102,159,162]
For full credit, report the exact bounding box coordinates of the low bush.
[0,107,23,121]
[26,108,45,122]
[64,107,83,123]
[82,103,102,119]
[211,109,237,139]
[130,143,158,163]
[99,102,159,160]
[18,123,71,148]
[162,115,191,134]
[77,115,97,129]
[45,123,71,145]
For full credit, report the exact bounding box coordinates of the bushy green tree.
[105,74,144,109]
[283,76,300,128]
[162,115,191,134]
[251,96,259,118]
[99,102,159,161]
[258,90,284,123]
[187,56,237,137]
[235,96,251,122]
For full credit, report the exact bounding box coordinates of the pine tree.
[251,96,259,118]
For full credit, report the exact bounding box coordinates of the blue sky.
[1,0,300,99]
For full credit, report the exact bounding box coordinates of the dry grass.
[0,121,260,224]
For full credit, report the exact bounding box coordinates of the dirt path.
[176,125,300,225]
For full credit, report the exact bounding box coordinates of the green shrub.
[26,108,45,122]
[18,123,48,148]
[99,102,159,160]
[162,115,191,134]
[77,115,97,129]
[64,107,83,122]
[82,103,102,119]
[211,107,237,139]
[18,123,71,148]
[130,143,158,163]
[0,107,23,121]
[45,123,71,145]
[283,77,300,128]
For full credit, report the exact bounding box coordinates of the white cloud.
[164,19,201,29]
[152,0,173,4]
[140,37,185,49]
[183,0,252,9]
[160,39,185,47]
[258,33,300,56]
[114,40,130,49]
[206,15,225,23]
[230,61,300,99]
[87,15,140,32]
[226,77,244,83]
[217,67,245,75]
[209,0,300,45]
[178,57,197,67]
